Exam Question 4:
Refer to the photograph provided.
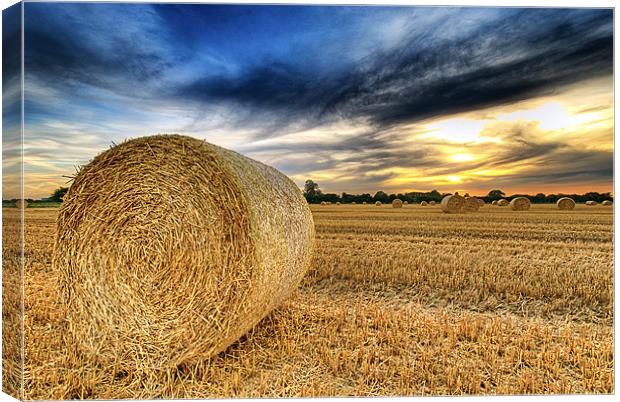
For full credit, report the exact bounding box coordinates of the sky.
[3,3,614,198]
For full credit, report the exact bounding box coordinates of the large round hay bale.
[429,200,436,206]
[440,194,465,213]
[55,134,315,369]
[392,199,403,208]
[420,201,428,206]
[491,200,498,206]
[556,197,575,210]
[375,201,382,207]
[585,200,598,206]
[509,197,530,211]
[497,199,509,206]
[462,197,480,212]
[15,199,27,209]
[602,200,612,206]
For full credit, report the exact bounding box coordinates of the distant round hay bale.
[55,134,315,369]
[440,194,465,214]
[392,199,403,208]
[491,200,498,205]
[320,201,326,206]
[497,199,509,206]
[351,201,356,205]
[602,200,612,206]
[476,198,485,207]
[585,200,598,206]
[15,199,27,209]
[336,202,341,205]
[429,200,436,206]
[375,201,382,207]
[462,197,480,212]
[420,201,428,206]
[362,202,367,205]
[556,197,575,210]
[403,201,408,205]
[509,197,531,211]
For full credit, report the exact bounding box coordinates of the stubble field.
[4,203,614,398]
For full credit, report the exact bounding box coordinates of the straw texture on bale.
[509,197,531,211]
[440,194,465,214]
[497,199,509,206]
[420,201,428,206]
[602,200,612,206]
[392,199,403,208]
[55,134,315,370]
[586,200,598,206]
[429,201,436,205]
[15,199,27,209]
[556,197,576,210]
[462,197,480,212]
[375,201,382,206]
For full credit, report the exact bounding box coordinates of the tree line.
[303,180,613,204]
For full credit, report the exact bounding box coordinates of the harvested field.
[14,204,614,398]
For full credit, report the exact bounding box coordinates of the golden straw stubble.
[55,134,315,370]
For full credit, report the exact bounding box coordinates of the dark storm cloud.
[176,8,613,135]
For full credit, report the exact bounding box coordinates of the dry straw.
[375,201,382,207]
[440,194,465,213]
[392,199,403,208]
[497,199,509,206]
[55,134,315,370]
[509,197,531,211]
[602,200,612,206]
[420,201,428,206]
[585,200,598,206]
[320,201,326,206]
[462,197,480,212]
[556,197,576,210]
[476,198,485,207]
[429,201,436,206]
[491,200,498,205]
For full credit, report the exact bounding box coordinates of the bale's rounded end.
[392,199,403,208]
[557,197,576,210]
[420,201,428,206]
[509,197,531,211]
[375,201,382,207]
[602,200,613,206]
[440,194,465,213]
[55,134,315,369]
